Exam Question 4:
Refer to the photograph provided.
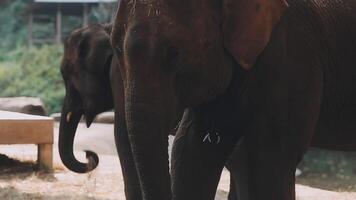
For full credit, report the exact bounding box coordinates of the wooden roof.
[30,0,117,16]
[34,0,116,3]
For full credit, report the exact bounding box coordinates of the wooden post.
[0,111,54,173]
[28,10,33,47]
[56,3,62,44]
[83,4,89,27]
[38,143,53,172]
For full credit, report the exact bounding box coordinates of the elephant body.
[59,23,243,199]
[292,0,356,150]
[206,0,356,199]
[59,0,356,199]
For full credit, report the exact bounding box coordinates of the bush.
[0,0,117,114]
[0,0,117,51]
[0,0,29,50]
[0,45,65,114]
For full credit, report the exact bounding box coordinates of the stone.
[95,111,114,124]
[0,97,47,116]
[50,111,114,123]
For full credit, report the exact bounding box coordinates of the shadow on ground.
[0,154,56,181]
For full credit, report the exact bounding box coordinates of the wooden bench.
[0,111,54,171]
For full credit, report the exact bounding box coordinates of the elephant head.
[110,0,288,198]
[59,24,113,173]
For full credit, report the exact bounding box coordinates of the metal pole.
[28,11,33,47]
[83,4,89,27]
[56,3,62,44]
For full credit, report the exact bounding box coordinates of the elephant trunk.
[58,95,99,173]
[125,91,173,199]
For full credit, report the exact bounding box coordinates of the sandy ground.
[0,122,355,200]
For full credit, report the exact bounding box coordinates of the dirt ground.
[0,123,355,200]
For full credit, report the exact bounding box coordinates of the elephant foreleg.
[228,175,238,200]
[243,69,322,200]
[226,139,249,200]
[171,108,241,200]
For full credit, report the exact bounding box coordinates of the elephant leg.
[114,118,142,200]
[242,94,321,200]
[171,109,241,200]
[243,74,322,200]
[171,66,245,200]
[226,139,249,200]
[227,174,238,200]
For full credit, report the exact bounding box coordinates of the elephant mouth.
[59,105,99,173]
[84,112,96,128]
[83,102,113,128]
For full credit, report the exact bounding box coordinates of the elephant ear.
[223,0,288,70]
[66,30,88,66]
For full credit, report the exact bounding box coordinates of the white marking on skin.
[174,120,181,130]
[203,132,212,143]
[156,9,160,16]
[216,132,221,144]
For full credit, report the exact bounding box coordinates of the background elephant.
[111,0,356,199]
[59,24,113,173]
[59,23,243,199]
[59,23,143,199]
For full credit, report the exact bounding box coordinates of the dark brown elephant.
[59,24,142,199]
[59,24,114,173]
[110,0,356,199]
[59,24,244,199]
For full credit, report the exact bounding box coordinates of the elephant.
[59,21,250,199]
[109,0,356,199]
[58,23,244,199]
[59,23,144,199]
[59,24,114,173]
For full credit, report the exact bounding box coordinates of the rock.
[94,111,114,124]
[0,97,47,116]
[296,168,302,177]
[50,111,114,123]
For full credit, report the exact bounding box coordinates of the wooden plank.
[0,111,54,144]
[38,143,53,172]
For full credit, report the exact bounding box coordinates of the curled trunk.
[58,96,99,173]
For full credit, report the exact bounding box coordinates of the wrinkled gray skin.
[111,1,236,199]
[59,24,243,199]
[110,0,356,200]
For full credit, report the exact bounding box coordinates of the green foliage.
[300,148,356,176]
[0,1,116,51]
[0,45,65,114]
[0,0,30,50]
[0,1,117,114]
